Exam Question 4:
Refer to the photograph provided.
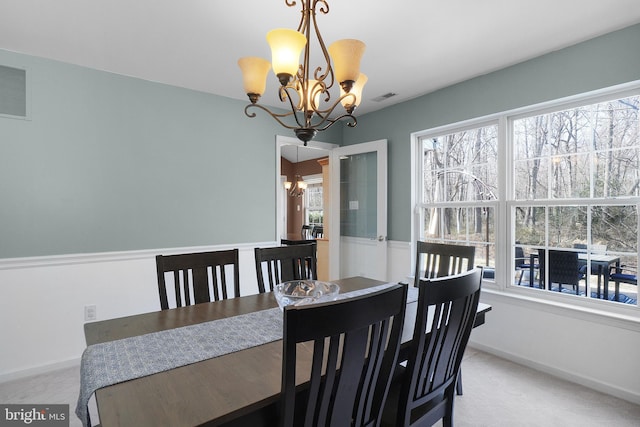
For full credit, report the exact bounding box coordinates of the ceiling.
[281,143,331,163]
[2,0,640,155]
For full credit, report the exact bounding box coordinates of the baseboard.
[0,357,81,384]
[468,341,640,406]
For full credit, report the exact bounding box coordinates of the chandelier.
[238,0,367,145]
[285,174,307,197]
[284,145,307,197]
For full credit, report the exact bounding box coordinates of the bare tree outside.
[421,124,498,267]
[514,96,639,255]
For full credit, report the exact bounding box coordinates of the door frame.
[275,135,337,241]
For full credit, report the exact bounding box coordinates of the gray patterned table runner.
[75,283,405,427]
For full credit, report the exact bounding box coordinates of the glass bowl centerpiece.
[274,280,340,310]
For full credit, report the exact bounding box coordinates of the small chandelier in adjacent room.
[284,145,307,197]
[284,174,307,197]
[238,0,367,145]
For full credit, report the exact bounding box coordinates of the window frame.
[412,81,640,315]
[413,119,500,271]
[303,174,323,226]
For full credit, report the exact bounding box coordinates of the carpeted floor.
[449,349,640,427]
[1,349,639,426]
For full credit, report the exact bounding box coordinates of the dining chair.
[413,241,475,395]
[311,225,324,238]
[538,249,584,295]
[414,241,475,283]
[281,283,408,427]
[381,268,483,427]
[515,245,539,286]
[254,244,317,293]
[610,265,637,302]
[301,224,313,239]
[155,249,240,310]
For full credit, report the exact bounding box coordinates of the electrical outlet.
[84,305,97,321]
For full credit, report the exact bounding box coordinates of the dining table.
[578,253,621,299]
[528,251,620,299]
[79,276,492,427]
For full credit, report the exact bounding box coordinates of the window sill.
[480,281,640,332]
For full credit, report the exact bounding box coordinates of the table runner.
[76,283,407,427]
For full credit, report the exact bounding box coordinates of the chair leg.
[443,393,455,427]
[456,370,463,395]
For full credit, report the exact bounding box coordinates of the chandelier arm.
[311,92,355,115]
[301,0,312,102]
[295,0,308,33]
[316,113,358,132]
[244,104,301,130]
[314,0,329,14]
[280,85,307,128]
[301,96,357,130]
[310,1,333,88]
[307,79,328,112]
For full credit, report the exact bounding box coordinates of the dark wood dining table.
[83,276,491,427]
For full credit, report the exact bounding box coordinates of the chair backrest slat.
[414,241,475,283]
[301,224,313,239]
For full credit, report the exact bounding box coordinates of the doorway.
[276,137,387,282]
[275,136,337,241]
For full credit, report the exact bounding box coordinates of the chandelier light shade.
[238,0,367,145]
[266,29,307,82]
[237,57,271,103]
[328,39,366,91]
[340,73,367,113]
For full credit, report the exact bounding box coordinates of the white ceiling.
[1,0,639,150]
[281,143,331,164]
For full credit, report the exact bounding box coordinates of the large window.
[512,95,639,304]
[415,86,639,307]
[417,123,498,269]
[305,180,323,226]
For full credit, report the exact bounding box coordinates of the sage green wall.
[2,23,639,257]
[0,49,341,258]
[343,23,640,242]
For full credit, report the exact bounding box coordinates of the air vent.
[372,92,397,102]
[0,65,27,118]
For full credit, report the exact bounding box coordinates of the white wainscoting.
[386,240,413,284]
[0,240,413,382]
[337,237,412,283]
[0,242,272,382]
